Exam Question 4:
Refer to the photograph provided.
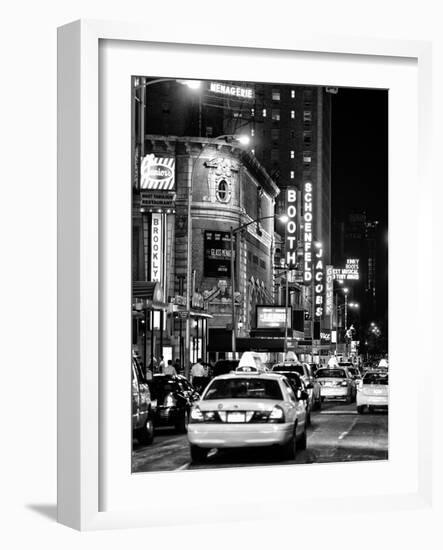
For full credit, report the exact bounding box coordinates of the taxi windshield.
[316,369,346,378]
[203,378,283,400]
[363,373,389,385]
[272,364,304,376]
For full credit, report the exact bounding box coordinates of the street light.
[230,214,289,356]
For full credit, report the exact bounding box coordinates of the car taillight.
[341,381,348,387]
[249,411,271,423]
[189,407,204,423]
[189,408,221,423]
[164,393,176,407]
[268,406,285,423]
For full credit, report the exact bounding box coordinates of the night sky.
[331,87,389,334]
[331,87,388,229]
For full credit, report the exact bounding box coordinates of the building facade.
[132,135,279,370]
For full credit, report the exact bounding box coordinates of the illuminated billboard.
[208,82,255,100]
[256,306,292,329]
[314,245,324,319]
[204,231,235,278]
[325,265,333,316]
[303,182,313,282]
[285,188,298,268]
[333,258,360,281]
[140,154,175,190]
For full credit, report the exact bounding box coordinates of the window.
[251,128,255,137]
[303,131,312,146]
[251,149,255,155]
[253,255,259,265]
[203,378,283,401]
[303,110,312,122]
[251,108,255,117]
[291,110,295,119]
[271,109,280,121]
[303,151,312,163]
[216,179,230,203]
[290,171,295,179]
[290,130,295,139]
[291,90,296,99]
[262,108,267,117]
[271,128,280,141]
[271,149,279,162]
[272,88,281,101]
[290,150,295,159]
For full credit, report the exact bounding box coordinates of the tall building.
[133,77,334,365]
[332,211,380,329]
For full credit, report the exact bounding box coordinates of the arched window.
[216,179,229,203]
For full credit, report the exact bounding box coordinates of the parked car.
[132,355,155,445]
[315,367,356,403]
[357,371,389,413]
[188,364,308,463]
[271,361,321,410]
[148,374,200,433]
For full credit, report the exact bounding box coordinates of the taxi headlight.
[268,405,285,423]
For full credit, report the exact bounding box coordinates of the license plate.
[325,382,333,387]
[373,390,383,394]
[227,412,245,423]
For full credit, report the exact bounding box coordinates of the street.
[132,400,388,473]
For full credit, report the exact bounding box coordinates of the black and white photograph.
[131,76,388,473]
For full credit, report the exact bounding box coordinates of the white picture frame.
[57,19,433,531]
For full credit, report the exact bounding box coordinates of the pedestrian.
[174,358,181,374]
[190,358,207,391]
[327,353,339,368]
[164,359,177,376]
[158,355,165,373]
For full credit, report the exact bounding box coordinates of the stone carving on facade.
[202,280,241,304]
[203,157,239,204]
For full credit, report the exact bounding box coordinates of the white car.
[357,371,389,413]
[316,367,356,403]
[187,366,308,463]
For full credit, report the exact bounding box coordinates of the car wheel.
[175,410,189,434]
[357,405,364,414]
[190,444,208,464]
[280,427,297,460]
[135,415,154,445]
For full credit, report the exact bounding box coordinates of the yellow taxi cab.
[187,352,308,463]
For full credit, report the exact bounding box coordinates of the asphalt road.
[132,401,388,473]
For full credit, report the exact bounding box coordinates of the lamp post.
[230,214,289,356]
[273,264,293,357]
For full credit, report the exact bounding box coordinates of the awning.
[172,308,213,319]
[207,328,290,352]
[132,281,168,310]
